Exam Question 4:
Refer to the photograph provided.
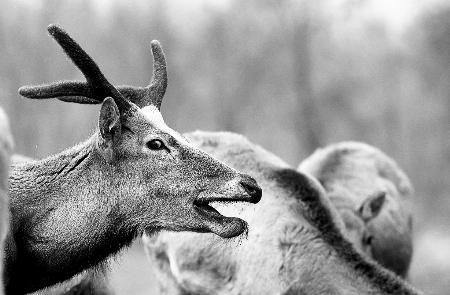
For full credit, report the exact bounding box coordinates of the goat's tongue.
[207,216,247,238]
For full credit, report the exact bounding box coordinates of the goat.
[143,131,421,295]
[5,25,261,295]
[0,108,13,295]
[298,141,414,278]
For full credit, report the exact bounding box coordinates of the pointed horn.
[47,25,106,86]
[19,83,146,106]
[19,24,134,114]
[143,40,167,109]
[19,81,92,99]
[47,24,133,113]
[18,26,168,112]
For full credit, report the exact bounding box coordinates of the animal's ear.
[358,191,386,222]
[98,97,121,161]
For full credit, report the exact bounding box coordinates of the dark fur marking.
[269,168,416,294]
[65,152,90,175]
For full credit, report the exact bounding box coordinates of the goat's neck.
[6,136,136,294]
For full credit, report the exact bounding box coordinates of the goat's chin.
[207,217,248,238]
[141,216,247,239]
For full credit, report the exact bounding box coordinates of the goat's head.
[338,190,412,277]
[331,191,386,256]
[18,25,262,238]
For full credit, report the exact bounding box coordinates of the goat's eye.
[146,139,165,150]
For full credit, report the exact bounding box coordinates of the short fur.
[143,131,421,295]
[0,108,13,295]
[5,26,261,295]
[299,141,413,277]
[19,26,166,110]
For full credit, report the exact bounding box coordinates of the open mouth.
[193,196,253,238]
[194,197,241,218]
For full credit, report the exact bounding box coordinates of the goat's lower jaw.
[194,200,222,217]
[193,201,247,238]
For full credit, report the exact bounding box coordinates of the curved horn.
[19,25,135,115]
[18,26,168,111]
[105,41,168,109]
[145,40,168,109]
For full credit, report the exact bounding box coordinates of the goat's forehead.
[139,105,188,144]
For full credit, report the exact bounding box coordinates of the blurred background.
[1,0,449,294]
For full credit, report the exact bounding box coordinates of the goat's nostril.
[240,180,262,203]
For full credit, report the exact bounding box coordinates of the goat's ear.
[358,191,386,222]
[98,97,121,161]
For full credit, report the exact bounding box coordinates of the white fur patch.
[140,106,189,144]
